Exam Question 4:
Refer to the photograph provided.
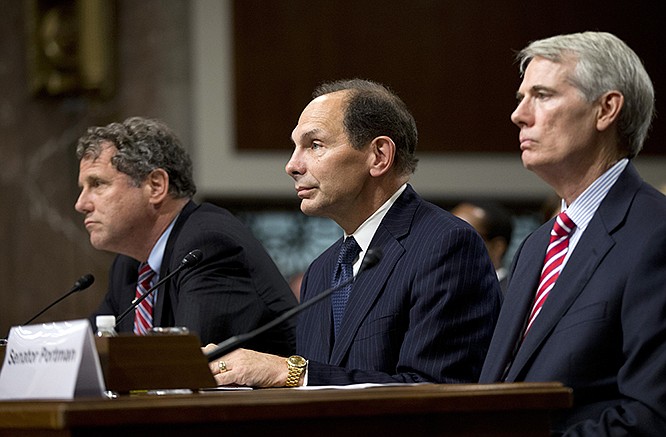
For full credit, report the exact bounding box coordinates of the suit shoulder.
[178,202,246,232]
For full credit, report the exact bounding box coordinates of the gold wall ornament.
[25,0,115,98]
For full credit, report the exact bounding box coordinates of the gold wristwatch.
[285,355,307,387]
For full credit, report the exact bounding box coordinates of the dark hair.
[76,116,196,198]
[471,200,513,244]
[313,78,419,175]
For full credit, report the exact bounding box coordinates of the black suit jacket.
[480,163,666,436]
[297,185,502,385]
[92,201,298,355]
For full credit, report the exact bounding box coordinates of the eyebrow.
[531,85,554,94]
[291,128,323,146]
[516,85,555,100]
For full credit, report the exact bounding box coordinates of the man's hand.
[203,345,290,387]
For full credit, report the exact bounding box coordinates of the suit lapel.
[153,200,197,326]
[329,185,416,365]
[507,164,639,380]
[509,224,615,378]
[482,226,548,380]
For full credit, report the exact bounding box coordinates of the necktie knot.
[138,262,155,285]
[338,236,361,266]
[551,212,575,239]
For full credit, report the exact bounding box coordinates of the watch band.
[285,355,307,387]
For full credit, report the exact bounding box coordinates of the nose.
[285,148,304,178]
[511,98,531,128]
[74,189,90,214]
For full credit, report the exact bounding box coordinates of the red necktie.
[133,262,156,335]
[524,212,575,337]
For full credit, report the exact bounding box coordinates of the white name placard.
[0,319,105,400]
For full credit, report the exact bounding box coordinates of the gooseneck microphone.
[114,249,203,328]
[22,273,96,326]
[205,248,383,362]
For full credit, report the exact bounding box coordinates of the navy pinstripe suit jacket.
[297,185,502,385]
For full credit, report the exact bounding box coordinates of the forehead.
[78,142,119,178]
[521,56,575,89]
[291,92,348,142]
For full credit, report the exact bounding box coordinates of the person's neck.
[135,198,189,261]
[541,146,622,205]
[337,179,407,235]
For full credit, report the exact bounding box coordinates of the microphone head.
[74,274,95,291]
[360,248,383,271]
[181,249,203,267]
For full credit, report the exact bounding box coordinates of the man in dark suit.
[75,117,297,354]
[479,32,666,435]
[205,79,502,387]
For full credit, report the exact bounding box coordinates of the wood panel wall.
[233,0,665,155]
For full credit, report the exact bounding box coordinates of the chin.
[521,152,538,170]
[89,236,108,252]
[299,204,317,217]
[299,200,324,218]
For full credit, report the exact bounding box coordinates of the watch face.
[289,355,306,367]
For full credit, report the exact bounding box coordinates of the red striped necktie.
[524,212,576,337]
[133,262,156,335]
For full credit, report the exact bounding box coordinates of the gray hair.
[313,78,419,175]
[517,31,655,158]
[76,117,196,198]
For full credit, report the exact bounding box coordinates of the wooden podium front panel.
[0,383,571,436]
[95,335,216,392]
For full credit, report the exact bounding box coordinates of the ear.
[596,91,624,132]
[368,136,396,177]
[145,168,170,205]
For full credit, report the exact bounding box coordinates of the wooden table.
[0,382,571,437]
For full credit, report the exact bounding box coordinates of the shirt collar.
[345,183,407,256]
[563,158,628,232]
[146,213,180,276]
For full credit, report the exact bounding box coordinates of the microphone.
[114,249,203,327]
[205,247,383,362]
[22,273,95,325]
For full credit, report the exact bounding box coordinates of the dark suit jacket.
[297,185,502,385]
[92,201,298,355]
[480,163,666,436]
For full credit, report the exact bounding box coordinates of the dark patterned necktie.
[133,262,156,335]
[331,236,361,337]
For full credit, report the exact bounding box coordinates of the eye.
[311,141,322,150]
[88,177,106,189]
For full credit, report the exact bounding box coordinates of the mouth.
[295,186,315,199]
[519,137,533,151]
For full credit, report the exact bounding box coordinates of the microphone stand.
[114,249,203,328]
[1,274,95,343]
[22,274,95,326]
[115,263,186,328]
[23,292,79,326]
[205,248,383,362]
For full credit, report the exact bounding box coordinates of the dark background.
[234,0,664,155]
